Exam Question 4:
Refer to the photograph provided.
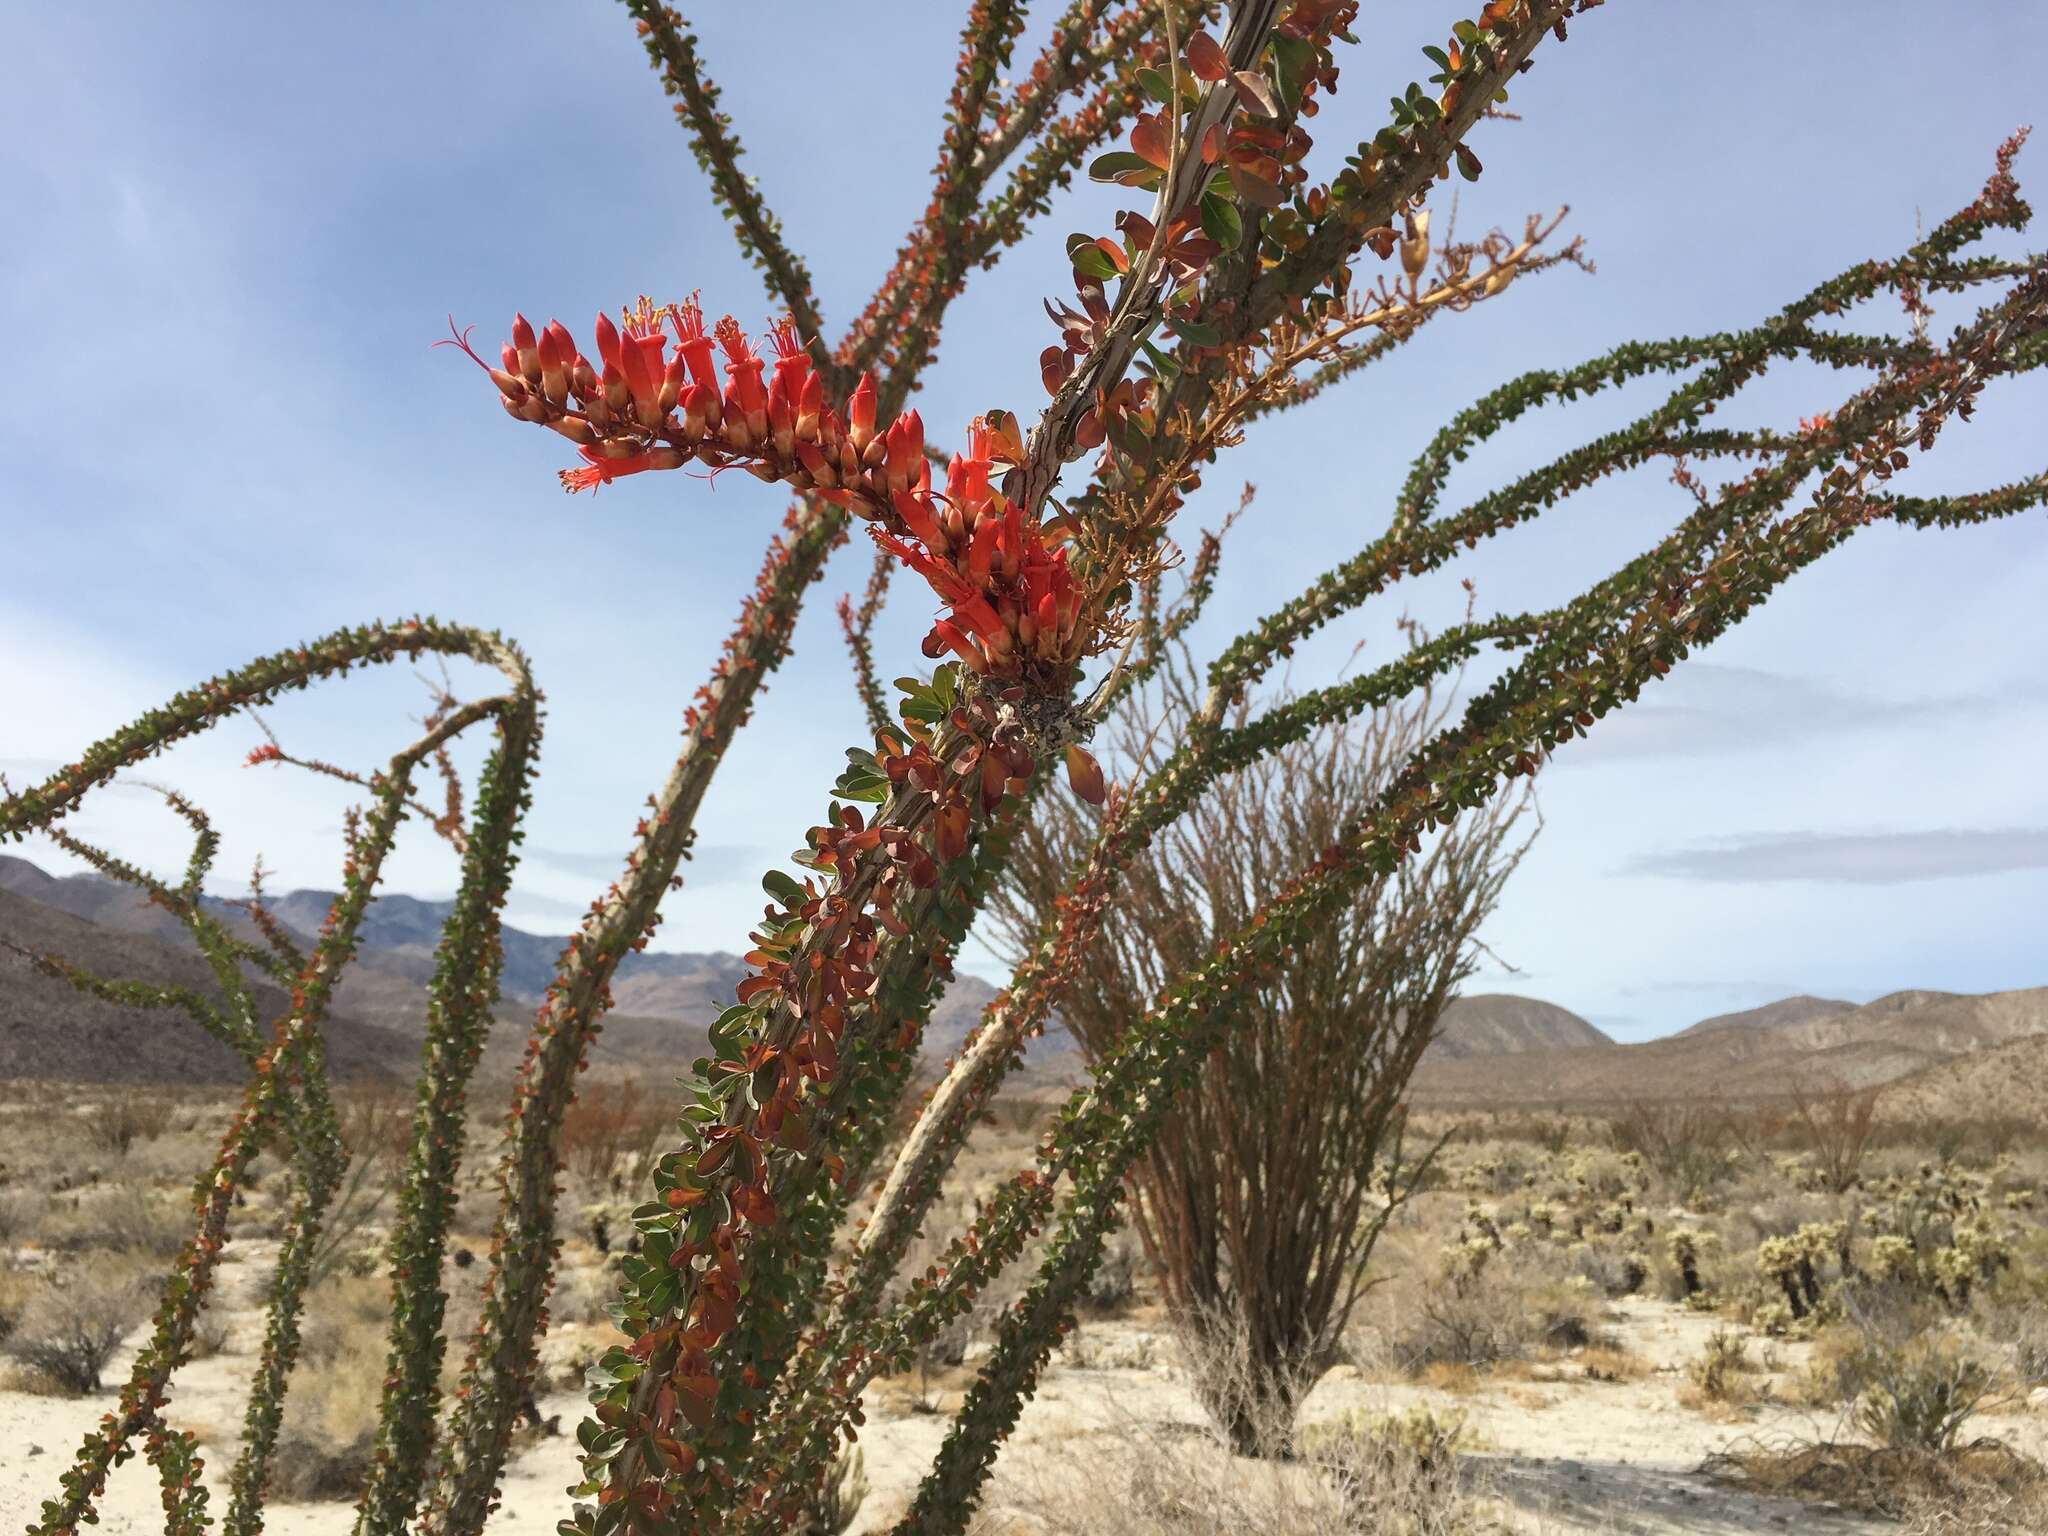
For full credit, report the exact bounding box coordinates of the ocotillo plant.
[5,5,2045,1536]
[981,627,1533,1455]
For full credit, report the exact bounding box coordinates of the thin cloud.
[1563,665,2047,763]
[1627,828,2048,884]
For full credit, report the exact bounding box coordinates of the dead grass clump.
[39,1182,192,1259]
[1680,1328,1762,1411]
[270,1276,389,1500]
[1575,1344,1649,1383]
[1706,1439,2047,1532]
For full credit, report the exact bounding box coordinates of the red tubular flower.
[846,373,878,452]
[593,312,623,373]
[511,313,538,378]
[716,318,769,435]
[883,410,925,491]
[924,618,990,674]
[560,445,685,494]
[668,297,719,392]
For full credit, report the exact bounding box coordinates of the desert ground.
[4,1082,2043,1535]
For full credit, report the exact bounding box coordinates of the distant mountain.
[1879,1032,2048,1123]
[1429,994,1612,1059]
[1673,994,1854,1038]
[0,884,413,1085]
[1410,985,2048,1107]
[0,855,1008,1086]
[9,856,2038,1105]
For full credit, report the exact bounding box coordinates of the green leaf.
[1173,316,1224,348]
[1271,35,1314,111]
[761,868,805,907]
[1071,244,1119,281]
[1199,191,1243,251]
[710,1004,755,1042]
[1088,150,1160,185]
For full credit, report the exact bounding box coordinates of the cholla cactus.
[1664,1227,1718,1299]
[1756,1221,1847,1322]
[7,9,2047,1536]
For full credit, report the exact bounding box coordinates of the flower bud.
[847,374,878,451]
[1400,209,1431,279]
[512,313,539,380]
[537,326,568,406]
[796,371,822,443]
[593,311,623,373]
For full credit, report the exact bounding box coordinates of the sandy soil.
[13,1245,2041,1536]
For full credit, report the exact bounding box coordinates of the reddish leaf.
[1065,745,1107,806]
[1227,163,1286,209]
[1231,69,1280,118]
[1131,115,1171,170]
[935,800,971,862]
[1185,29,1228,82]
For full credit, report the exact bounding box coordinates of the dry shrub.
[983,636,1530,1457]
[1382,1239,1602,1378]
[0,1189,33,1246]
[1707,1440,2047,1532]
[0,1266,34,1342]
[2,1263,146,1393]
[998,1400,1485,1536]
[1605,1101,1737,1203]
[560,1078,664,1189]
[1789,1075,1881,1194]
[85,1091,174,1159]
[271,1275,390,1500]
[1682,1328,1759,1407]
[1834,1285,2012,1452]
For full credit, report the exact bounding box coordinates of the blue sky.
[4,4,2045,1040]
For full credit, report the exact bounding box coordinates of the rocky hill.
[1673,995,1854,1038]
[4,856,2039,1104]
[0,884,414,1084]
[1409,985,2048,1107]
[0,855,1003,1086]
[1430,994,1612,1058]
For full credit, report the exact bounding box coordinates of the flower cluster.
[459,304,1090,691]
[870,415,1085,683]
[447,299,914,497]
